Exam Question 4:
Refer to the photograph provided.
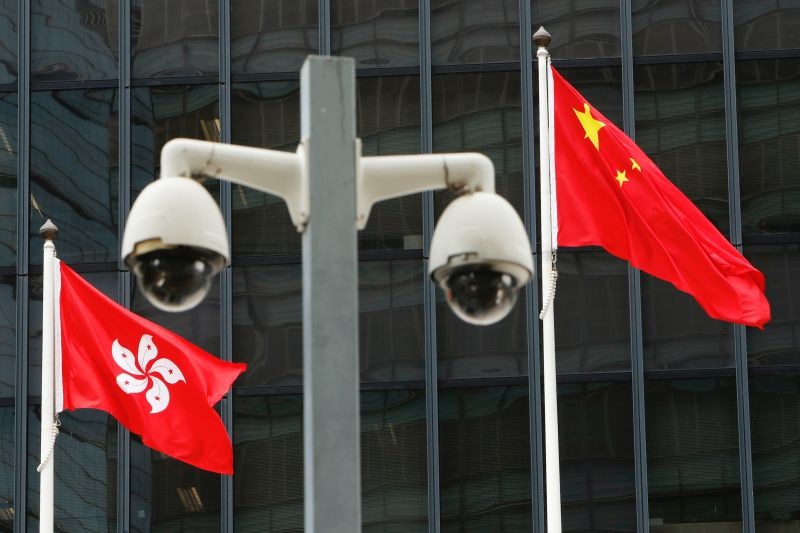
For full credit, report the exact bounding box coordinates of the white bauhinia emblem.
[113,334,186,414]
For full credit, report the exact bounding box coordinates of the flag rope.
[539,250,559,320]
[36,414,60,473]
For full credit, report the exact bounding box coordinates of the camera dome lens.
[443,265,518,325]
[131,246,226,312]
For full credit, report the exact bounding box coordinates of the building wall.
[0,0,798,531]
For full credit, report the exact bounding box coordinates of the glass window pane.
[131,0,218,78]
[634,62,729,236]
[532,0,620,58]
[0,276,15,399]
[0,0,17,83]
[332,0,419,68]
[632,0,722,55]
[431,0,519,65]
[439,386,532,529]
[744,244,800,366]
[646,378,742,529]
[737,59,800,237]
[750,375,800,527]
[559,382,636,532]
[30,89,118,265]
[556,251,630,374]
[26,408,117,531]
[0,93,15,268]
[231,0,318,74]
[31,0,118,82]
[0,407,11,530]
[734,0,800,51]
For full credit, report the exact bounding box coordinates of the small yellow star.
[615,169,629,187]
[573,103,605,151]
[630,158,641,172]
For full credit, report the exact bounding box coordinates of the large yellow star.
[615,169,629,187]
[573,103,605,150]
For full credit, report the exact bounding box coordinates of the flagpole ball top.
[533,26,551,47]
[39,219,59,240]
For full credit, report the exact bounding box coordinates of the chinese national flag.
[550,66,770,328]
[54,260,246,474]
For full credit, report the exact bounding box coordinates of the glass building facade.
[0,0,798,531]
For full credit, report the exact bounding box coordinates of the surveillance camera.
[122,177,230,312]
[429,192,533,325]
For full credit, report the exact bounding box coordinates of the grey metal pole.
[300,56,361,532]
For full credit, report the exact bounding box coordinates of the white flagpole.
[39,219,59,533]
[534,27,562,532]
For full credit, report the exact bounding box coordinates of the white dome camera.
[429,192,533,325]
[121,177,230,312]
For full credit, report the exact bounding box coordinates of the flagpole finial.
[39,219,58,241]
[532,26,551,48]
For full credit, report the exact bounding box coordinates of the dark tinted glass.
[30,89,118,265]
[632,0,722,55]
[231,0,317,74]
[734,0,800,51]
[750,375,800,527]
[231,82,300,256]
[131,84,219,200]
[358,75,421,251]
[439,386,531,529]
[130,434,220,532]
[431,0,519,65]
[556,251,630,374]
[0,276,15,399]
[642,273,732,370]
[31,0,118,82]
[532,0,620,58]
[361,390,427,530]
[559,382,636,532]
[332,0,419,68]
[26,408,117,531]
[0,407,11,530]
[634,62,729,235]
[0,93,15,268]
[737,59,800,236]
[233,395,303,531]
[0,0,17,83]
[131,0,218,78]
[646,378,742,528]
[745,244,800,366]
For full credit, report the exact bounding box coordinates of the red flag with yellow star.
[550,66,770,328]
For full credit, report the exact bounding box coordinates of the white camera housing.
[429,192,533,325]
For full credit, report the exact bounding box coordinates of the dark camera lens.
[443,265,518,325]
[131,246,225,312]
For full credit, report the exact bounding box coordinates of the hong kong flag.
[53,260,246,474]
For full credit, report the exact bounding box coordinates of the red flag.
[53,260,246,474]
[550,66,770,328]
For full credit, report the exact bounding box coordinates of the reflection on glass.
[635,62,729,235]
[734,0,800,51]
[559,382,636,532]
[750,375,800,528]
[745,244,800,366]
[0,407,10,531]
[555,251,630,374]
[26,407,117,532]
[131,0,218,78]
[439,386,532,529]
[737,59,800,236]
[332,0,419,68]
[632,0,722,55]
[0,0,17,83]
[31,0,118,82]
[130,434,220,532]
[231,0,317,74]
[431,0,519,65]
[30,89,119,265]
[0,93,16,267]
[0,276,14,399]
[532,0,620,58]
[646,378,742,529]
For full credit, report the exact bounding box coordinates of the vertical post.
[39,219,59,533]
[533,27,563,532]
[300,56,361,532]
